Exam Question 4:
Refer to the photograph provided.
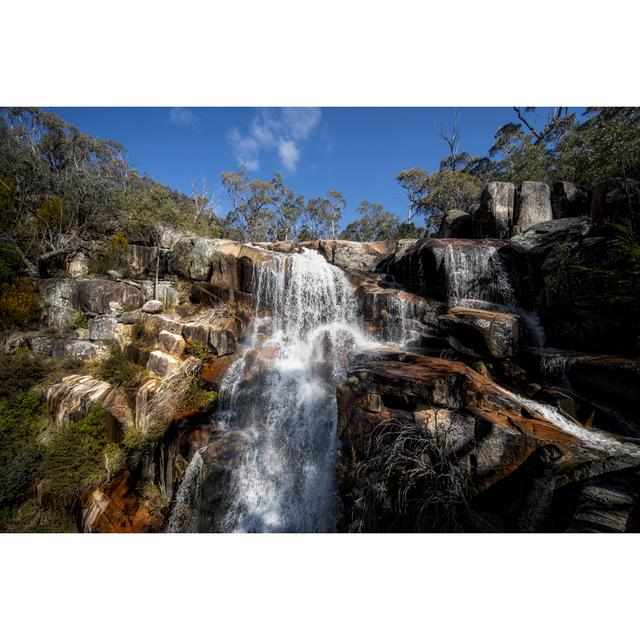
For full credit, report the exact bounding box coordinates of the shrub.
[345,417,472,533]
[41,405,111,499]
[0,351,51,400]
[73,309,88,330]
[131,319,159,347]
[176,377,218,417]
[0,499,77,533]
[0,392,47,507]
[96,342,148,391]
[0,277,41,331]
[184,339,211,360]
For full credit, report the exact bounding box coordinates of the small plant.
[96,342,148,392]
[131,319,159,347]
[73,309,88,330]
[41,404,111,500]
[176,376,218,417]
[184,339,211,360]
[0,277,41,331]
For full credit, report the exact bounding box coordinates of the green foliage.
[396,168,482,234]
[0,392,47,507]
[131,319,159,347]
[0,499,77,533]
[184,339,211,359]
[73,309,88,329]
[340,201,400,241]
[0,276,41,331]
[95,342,148,391]
[177,377,218,416]
[41,405,113,499]
[0,350,51,400]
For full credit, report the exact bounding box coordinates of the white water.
[444,243,516,307]
[170,249,378,532]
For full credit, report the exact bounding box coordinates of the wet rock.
[551,181,590,219]
[337,351,632,503]
[385,237,512,303]
[513,181,553,235]
[437,209,473,238]
[472,181,516,239]
[158,330,186,357]
[438,307,520,359]
[142,299,164,314]
[146,350,182,378]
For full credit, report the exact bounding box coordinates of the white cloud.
[278,140,300,172]
[169,107,198,127]
[228,107,321,173]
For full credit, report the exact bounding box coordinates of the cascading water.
[443,243,516,307]
[442,243,546,347]
[168,249,377,533]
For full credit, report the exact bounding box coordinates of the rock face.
[88,316,120,341]
[513,181,553,235]
[437,209,473,238]
[337,351,640,532]
[551,181,590,218]
[158,330,186,357]
[169,238,271,300]
[45,374,131,433]
[438,307,520,359]
[146,350,182,379]
[385,237,513,304]
[51,339,108,361]
[472,182,516,239]
[75,279,144,315]
[539,236,640,354]
[509,217,591,257]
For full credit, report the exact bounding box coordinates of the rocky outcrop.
[75,279,144,315]
[551,181,590,219]
[385,237,514,304]
[472,182,516,239]
[437,209,473,239]
[257,239,403,273]
[438,307,520,359]
[67,251,90,277]
[513,181,553,235]
[509,217,591,258]
[337,351,640,532]
[45,374,132,437]
[169,238,272,300]
[87,316,120,341]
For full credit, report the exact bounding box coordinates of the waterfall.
[443,243,516,307]
[169,249,376,533]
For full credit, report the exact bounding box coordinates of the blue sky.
[52,107,580,228]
